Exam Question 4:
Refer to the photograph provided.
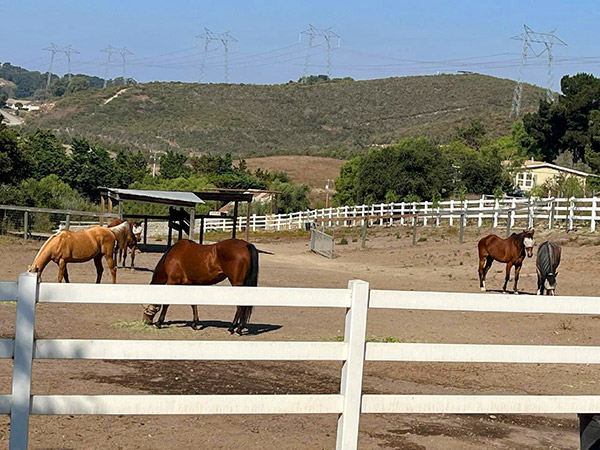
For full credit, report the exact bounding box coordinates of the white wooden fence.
[3,275,600,448]
[200,196,600,233]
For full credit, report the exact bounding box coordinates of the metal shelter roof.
[100,188,254,207]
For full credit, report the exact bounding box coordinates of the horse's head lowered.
[523,229,535,257]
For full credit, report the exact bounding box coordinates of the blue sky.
[2,0,600,91]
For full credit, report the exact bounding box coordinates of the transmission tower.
[196,28,237,83]
[42,43,61,90]
[116,47,134,85]
[100,45,120,88]
[510,25,567,117]
[299,25,341,79]
[63,45,79,81]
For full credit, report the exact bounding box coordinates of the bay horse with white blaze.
[478,229,535,294]
[28,221,134,283]
[142,238,272,335]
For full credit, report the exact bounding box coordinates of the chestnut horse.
[108,219,143,267]
[27,223,130,283]
[142,238,272,335]
[478,229,535,294]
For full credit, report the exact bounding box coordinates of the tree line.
[0,126,310,215]
[334,73,600,206]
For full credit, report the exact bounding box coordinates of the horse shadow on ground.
[158,319,282,336]
[118,266,154,272]
[485,289,537,295]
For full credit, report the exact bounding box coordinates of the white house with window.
[514,160,599,193]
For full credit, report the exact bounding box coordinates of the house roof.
[521,160,600,178]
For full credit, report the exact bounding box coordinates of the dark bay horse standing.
[142,238,272,335]
[536,241,561,295]
[478,229,535,294]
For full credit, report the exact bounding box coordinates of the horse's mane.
[538,241,558,275]
[30,231,62,270]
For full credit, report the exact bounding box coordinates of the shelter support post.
[100,196,105,226]
[143,218,148,245]
[232,201,239,239]
[245,200,252,242]
[65,214,71,230]
[199,217,205,244]
[189,207,195,239]
[412,216,417,246]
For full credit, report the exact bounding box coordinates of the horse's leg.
[536,269,543,295]
[130,247,136,268]
[190,305,200,330]
[93,255,104,283]
[156,304,170,329]
[502,262,513,293]
[229,307,241,334]
[480,257,493,292]
[57,259,67,283]
[63,264,70,283]
[513,262,523,294]
[105,253,117,284]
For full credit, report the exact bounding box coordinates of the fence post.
[592,197,597,232]
[569,197,575,231]
[478,196,484,227]
[10,272,39,450]
[336,279,369,450]
[65,213,71,230]
[23,211,29,240]
[449,200,454,227]
[412,216,417,245]
[528,198,534,230]
[400,203,405,226]
[361,221,367,248]
[506,210,512,237]
[548,200,554,230]
[423,202,428,227]
[459,211,465,244]
[493,199,499,228]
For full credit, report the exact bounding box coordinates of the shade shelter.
[98,188,254,247]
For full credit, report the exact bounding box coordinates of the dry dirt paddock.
[0,225,600,449]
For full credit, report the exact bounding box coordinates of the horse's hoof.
[513,291,519,295]
[191,323,199,330]
[236,328,243,336]
[228,327,235,334]
[155,322,162,329]
[480,287,486,292]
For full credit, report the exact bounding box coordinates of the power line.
[196,28,237,82]
[300,25,340,79]
[510,25,567,117]
[100,45,120,88]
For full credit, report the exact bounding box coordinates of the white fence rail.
[189,196,600,234]
[3,275,600,448]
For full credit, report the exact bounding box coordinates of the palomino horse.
[478,229,535,294]
[142,238,272,335]
[536,241,561,295]
[108,219,143,267]
[28,222,133,283]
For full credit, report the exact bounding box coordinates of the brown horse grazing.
[107,219,143,267]
[478,229,535,294]
[142,238,272,335]
[28,225,121,283]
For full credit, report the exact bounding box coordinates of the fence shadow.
[161,319,282,335]
[486,289,537,295]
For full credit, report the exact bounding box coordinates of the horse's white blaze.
[524,237,535,248]
[132,225,143,235]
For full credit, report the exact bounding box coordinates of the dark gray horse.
[536,241,561,295]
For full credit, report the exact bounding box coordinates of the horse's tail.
[244,243,260,287]
[150,247,172,285]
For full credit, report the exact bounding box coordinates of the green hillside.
[25,74,546,157]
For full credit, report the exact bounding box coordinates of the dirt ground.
[1,224,600,449]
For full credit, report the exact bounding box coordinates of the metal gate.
[310,228,334,259]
